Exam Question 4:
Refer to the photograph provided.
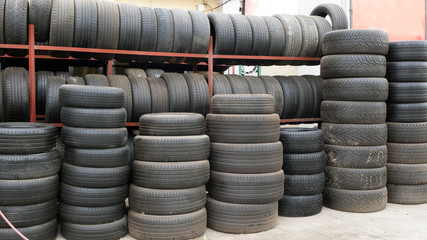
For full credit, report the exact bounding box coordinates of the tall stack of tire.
[206,94,284,234]
[386,41,427,204]
[58,85,128,240]
[128,113,209,240]
[320,29,389,213]
[278,128,325,217]
[0,123,59,240]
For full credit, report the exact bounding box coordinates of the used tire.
[274,14,302,57]
[244,76,267,94]
[146,77,169,113]
[45,76,66,123]
[161,73,191,112]
[135,7,157,63]
[388,82,427,103]
[94,1,120,61]
[61,126,128,149]
[386,62,427,82]
[323,187,387,213]
[61,215,127,240]
[183,73,210,116]
[60,202,125,225]
[64,146,130,168]
[145,69,165,78]
[29,0,52,42]
[280,128,324,153]
[259,76,284,116]
[310,3,348,30]
[387,102,427,122]
[321,101,387,124]
[36,71,54,114]
[124,68,147,78]
[153,8,174,63]
[169,8,192,63]
[211,74,232,95]
[325,166,387,190]
[284,172,325,196]
[322,78,388,101]
[310,16,332,57]
[115,3,141,62]
[387,163,427,185]
[387,41,427,61]
[107,75,133,122]
[0,219,57,240]
[59,84,124,108]
[283,151,326,175]
[275,76,299,118]
[387,183,427,204]
[225,75,250,94]
[128,76,151,122]
[387,122,427,143]
[60,182,127,207]
[262,16,285,57]
[72,0,97,59]
[321,54,386,78]
[5,0,28,57]
[208,13,235,54]
[66,77,85,85]
[322,123,387,146]
[48,0,74,58]
[278,194,322,217]
[211,94,275,114]
[246,15,269,56]
[325,144,388,168]
[139,113,205,136]
[295,15,319,57]
[61,107,126,128]
[3,67,29,121]
[84,74,110,86]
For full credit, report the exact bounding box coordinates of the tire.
[310,3,348,30]
[262,16,285,57]
[0,175,59,205]
[246,15,269,56]
[61,107,126,128]
[211,74,232,95]
[0,219,57,240]
[206,114,280,144]
[225,75,250,94]
[161,73,191,112]
[128,76,151,122]
[206,197,277,234]
[387,103,427,122]
[0,150,60,180]
[115,3,141,62]
[107,75,133,122]
[60,202,125,225]
[64,146,130,168]
[45,76,65,123]
[132,160,209,189]
[280,128,324,153]
[323,187,387,213]
[61,126,128,149]
[30,0,52,42]
[55,71,69,79]
[139,112,205,136]
[322,78,388,101]
[84,74,110,86]
[244,76,267,94]
[94,1,119,61]
[145,69,165,78]
[135,7,157,63]
[61,215,127,240]
[284,172,325,196]
[183,73,210,116]
[310,16,332,57]
[387,122,427,143]
[36,71,54,114]
[294,15,318,57]
[388,82,427,103]
[325,166,387,190]
[146,77,169,113]
[60,182,128,207]
[303,75,323,117]
[0,198,57,228]
[293,76,314,117]
[259,76,284,116]
[72,0,97,59]
[211,94,275,114]
[133,135,210,162]
[322,123,387,146]
[128,208,206,240]
[387,184,427,204]
[59,84,124,108]
[275,76,299,118]
[324,144,388,168]
[66,77,85,85]
[188,10,210,55]
[124,68,147,78]
[322,29,389,55]
[387,163,427,185]
[321,101,387,124]
[153,8,174,63]
[0,0,5,55]
[129,184,206,215]
[0,122,57,154]
[283,151,326,175]
[208,170,284,204]
[169,8,192,63]
[48,0,74,58]
[320,54,387,78]
[278,194,322,217]
[208,13,235,54]
[274,14,302,57]
[3,67,29,122]
[210,142,283,174]
[387,41,427,61]
[386,62,427,82]
[5,0,28,57]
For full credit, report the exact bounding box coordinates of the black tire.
[283,151,326,175]
[0,150,60,180]
[295,15,318,57]
[59,84,124,108]
[278,194,322,217]
[124,68,147,78]
[303,75,323,117]
[64,146,129,168]
[210,74,232,95]
[259,76,284,116]
[211,94,275,114]
[61,126,128,149]
[107,75,133,122]
[210,142,283,174]
[135,7,157,63]
[274,14,302,57]
[387,122,427,144]
[72,0,97,59]
[324,144,388,168]
[60,182,128,207]
[325,166,387,190]
[323,187,387,213]
[128,76,151,122]
[280,128,324,153]
[84,74,110,86]
[322,123,387,146]
[0,198,57,228]
[94,1,120,61]
[5,0,28,57]
[188,10,210,55]
[310,3,348,30]
[133,135,210,162]
[321,54,386,79]
[293,76,314,117]
[61,215,127,240]
[55,71,69,79]
[387,102,427,122]
[0,122,57,154]
[60,202,125,225]
[275,76,299,118]
[284,172,325,196]
[0,0,4,55]
[128,208,206,240]
[387,41,427,61]
[161,73,191,112]
[66,77,85,85]
[387,184,427,205]
[208,170,284,204]
[262,16,285,57]
[153,8,174,63]
[48,0,74,58]
[244,76,267,94]
[388,82,427,103]
[387,163,427,185]
[0,175,59,205]
[208,13,235,54]
[386,62,427,82]
[206,197,277,234]
[3,67,29,121]
[183,73,210,116]
[321,101,387,124]
[322,29,389,55]
[310,16,332,57]
[169,8,192,63]
[30,0,52,42]
[36,71,54,114]
[323,78,388,101]
[146,77,169,113]
[139,112,205,136]
[45,76,66,123]
[206,114,280,144]
[116,3,141,62]
[0,219,57,240]
[246,15,269,56]
[61,107,126,128]
[145,69,165,78]
[224,75,250,94]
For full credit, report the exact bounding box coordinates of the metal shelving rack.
[0,24,322,127]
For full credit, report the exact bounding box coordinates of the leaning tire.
[310,3,348,30]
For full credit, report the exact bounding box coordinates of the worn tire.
[275,76,299,118]
[66,77,85,85]
[274,14,302,57]
[128,76,151,121]
[387,163,427,185]
[322,123,387,146]
[0,219,57,240]
[61,126,128,149]
[386,61,427,82]
[115,3,141,62]
[209,74,232,95]
[387,103,427,122]
[188,10,210,55]
[59,84,124,108]
[225,75,250,94]
[60,202,125,225]
[94,1,120,61]
[139,112,205,136]
[84,74,110,86]
[280,128,324,153]
[30,0,52,42]
[153,8,174,63]
[387,184,427,204]
[135,7,157,63]
[310,16,332,57]
[208,13,235,54]
[321,54,386,78]
[146,77,169,113]
[325,144,388,168]
[45,76,65,123]
[295,15,318,57]
[107,75,133,122]
[303,75,323,117]
[325,166,387,190]
[64,146,129,168]
[310,3,348,30]
[169,8,192,63]
[321,101,387,124]
[323,187,387,213]
[246,15,269,56]
[323,78,388,101]
[36,71,54,114]
[283,151,326,175]
[48,0,74,58]
[387,122,427,143]
[124,68,147,78]
[262,16,285,57]
[244,76,267,94]
[183,73,210,116]
[278,194,322,217]
[211,94,275,114]
[3,67,29,122]
[145,69,164,78]
[61,215,127,240]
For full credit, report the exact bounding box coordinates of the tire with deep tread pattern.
[278,194,322,217]
[325,166,387,190]
[116,3,141,62]
[48,0,74,58]
[72,0,97,59]
[0,0,6,55]
[283,151,326,175]
[323,78,388,101]
[321,101,387,124]
[310,3,348,30]
[303,75,323,117]
[30,0,52,42]
[388,82,427,103]
[36,71,54,115]
[323,187,387,213]
[59,84,124,108]
[322,123,387,146]
[210,74,232,95]
[284,173,325,196]
[94,1,120,61]
[280,128,324,153]
[5,0,28,57]
[386,61,427,82]
[136,7,157,63]
[387,41,427,61]
[61,107,126,128]
[275,76,299,118]
[3,67,29,122]
[325,144,388,168]
[321,54,387,78]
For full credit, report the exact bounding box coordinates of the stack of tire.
[386,41,427,204]
[320,29,389,213]
[278,128,325,217]
[58,85,129,239]
[128,113,209,240]
[0,123,59,240]
[206,94,284,234]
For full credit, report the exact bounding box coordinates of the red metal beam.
[0,43,30,50]
[28,25,36,123]
[107,60,113,75]
[208,36,214,113]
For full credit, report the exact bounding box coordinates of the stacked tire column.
[58,85,129,240]
[386,41,427,204]
[128,113,209,240]
[320,30,390,213]
[206,94,284,234]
